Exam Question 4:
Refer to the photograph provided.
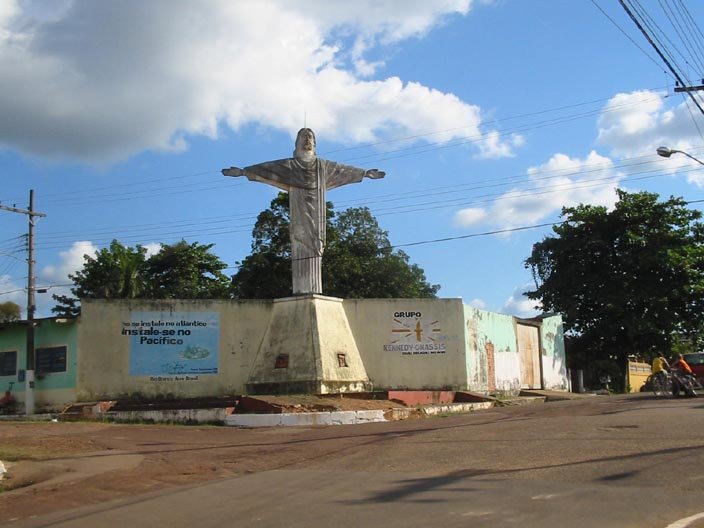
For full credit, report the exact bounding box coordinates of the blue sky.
[2,0,704,318]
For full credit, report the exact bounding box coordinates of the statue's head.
[294,128,316,161]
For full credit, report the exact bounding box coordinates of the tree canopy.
[51,197,438,315]
[145,240,231,299]
[232,193,439,299]
[0,301,21,323]
[525,190,704,389]
[52,240,231,316]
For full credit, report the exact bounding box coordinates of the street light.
[656,146,704,166]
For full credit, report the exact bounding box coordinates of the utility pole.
[674,83,704,93]
[0,190,46,415]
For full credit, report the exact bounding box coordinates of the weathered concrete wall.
[344,298,469,390]
[69,298,569,401]
[464,307,521,395]
[0,318,78,411]
[540,315,569,391]
[77,299,272,400]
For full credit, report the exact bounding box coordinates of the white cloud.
[502,285,541,318]
[454,150,621,229]
[454,207,487,226]
[142,243,162,258]
[454,88,704,231]
[35,241,96,316]
[598,90,663,140]
[0,0,19,30]
[475,131,524,160]
[467,298,486,309]
[310,0,473,42]
[597,89,704,186]
[0,0,515,163]
[41,241,97,284]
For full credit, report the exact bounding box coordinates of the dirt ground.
[0,396,412,523]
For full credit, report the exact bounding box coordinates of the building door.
[517,324,541,389]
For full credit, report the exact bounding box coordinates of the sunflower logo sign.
[383,311,446,355]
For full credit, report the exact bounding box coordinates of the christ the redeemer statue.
[223,128,385,295]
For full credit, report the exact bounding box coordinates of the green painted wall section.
[471,308,518,353]
[539,315,568,390]
[464,306,520,392]
[0,319,78,393]
[34,319,78,390]
[0,324,26,392]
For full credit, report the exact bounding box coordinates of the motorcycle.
[647,370,672,396]
[671,369,701,398]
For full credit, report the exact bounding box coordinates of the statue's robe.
[242,157,366,294]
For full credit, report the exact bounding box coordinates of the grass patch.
[0,446,36,462]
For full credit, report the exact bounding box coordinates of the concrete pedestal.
[246,294,372,395]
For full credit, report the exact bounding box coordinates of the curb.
[106,408,230,424]
[225,401,496,428]
[421,401,494,414]
[0,413,56,422]
[225,409,387,427]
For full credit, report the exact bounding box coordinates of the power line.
[30,153,704,251]
[619,0,704,117]
[677,0,704,63]
[391,222,559,249]
[32,162,704,254]
[590,0,664,69]
[659,0,704,73]
[390,196,704,250]
[13,188,704,285]
[634,0,692,78]
[0,87,668,208]
[0,283,72,297]
[24,91,665,215]
[30,151,636,243]
[26,158,643,249]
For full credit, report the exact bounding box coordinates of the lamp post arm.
[678,150,704,167]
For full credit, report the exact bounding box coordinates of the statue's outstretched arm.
[365,169,385,179]
[222,166,245,177]
[223,160,294,191]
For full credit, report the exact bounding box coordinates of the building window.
[337,353,348,367]
[36,346,67,374]
[0,351,17,377]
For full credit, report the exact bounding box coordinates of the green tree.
[52,240,232,316]
[230,194,293,299]
[525,190,704,390]
[53,240,147,317]
[144,241,231,299]
[0,301,21,323]
[232,193,439,299]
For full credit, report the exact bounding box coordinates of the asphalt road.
[9,393,704,528]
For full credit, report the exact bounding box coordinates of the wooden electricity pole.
[0,190,46,415]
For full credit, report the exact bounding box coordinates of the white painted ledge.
[225,409,387,428]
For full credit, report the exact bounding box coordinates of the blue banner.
[125,311,219,376]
